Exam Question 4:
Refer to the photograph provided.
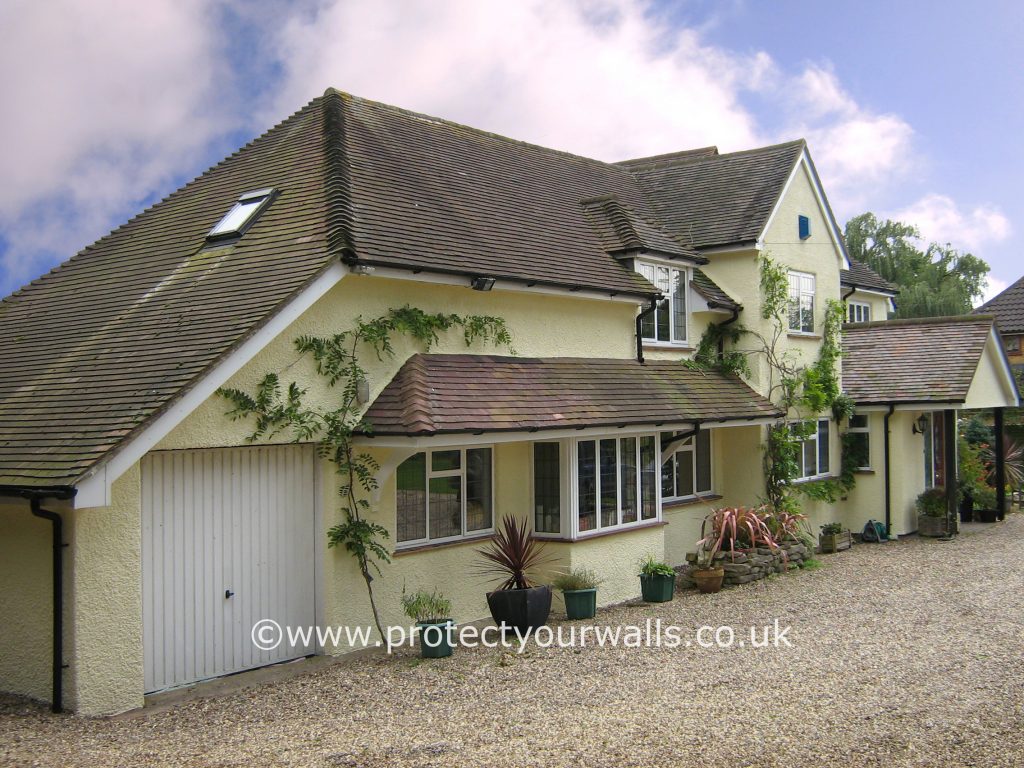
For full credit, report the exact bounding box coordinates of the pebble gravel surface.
[3,515,1024,767]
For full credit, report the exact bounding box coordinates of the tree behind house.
[844,212,990,318]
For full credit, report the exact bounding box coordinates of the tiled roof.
[618,141,805,250]
[840,258,898,295]
[691,269,739,311]
[975,273,1024,334]
[842,316,994,405]
[362,354,781,436]
[580,195,703,262]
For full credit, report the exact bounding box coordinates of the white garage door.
[142,445,318,693]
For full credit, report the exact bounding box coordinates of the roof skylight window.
[207,188,277,241]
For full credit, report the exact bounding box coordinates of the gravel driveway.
[3,516,1024,768]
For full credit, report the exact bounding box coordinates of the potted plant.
[818,522,852,553]
[401,588,454,659]
[551,566,602,620]
[916,487,952,537]
[638,555,676,602]
[475,515,552,633]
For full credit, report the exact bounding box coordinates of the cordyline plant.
[218,305,513,638]
[695,506,780,569]
[474,515,552,591]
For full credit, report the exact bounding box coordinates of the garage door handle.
[225,589,235,599]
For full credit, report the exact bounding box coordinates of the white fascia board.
[986,327,1022,406]
[73,262,349,508]
[697,243,759,256]
[844,286,898,299]
[363,265,646,305]
[758,149,850,269]
[355,416,777,450]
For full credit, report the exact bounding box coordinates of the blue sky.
[1,0,1020,299]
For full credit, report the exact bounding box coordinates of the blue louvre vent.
[798,215,811,240]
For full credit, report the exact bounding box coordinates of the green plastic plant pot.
[562,588,597,620]
[640,573,675,603]
[417,620,454,658]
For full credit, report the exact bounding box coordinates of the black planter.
[959,494,974,523]
[486,585,552,633]
[978,508,998,523]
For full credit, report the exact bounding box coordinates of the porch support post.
[994,407,1006,521]
[944,409,958,535]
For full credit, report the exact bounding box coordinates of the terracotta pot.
[691,566,724,594]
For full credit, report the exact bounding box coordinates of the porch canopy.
[361,354,781,441]
[843,315,1021,523]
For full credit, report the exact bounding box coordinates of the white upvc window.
[792,419,830,480]
[636,262,688,344]
[847,414,871,470]
[848,301,871,323]
[788,271,816,333]
[574,434,660,535]
[661,430,714,501]
[395,447,494,547]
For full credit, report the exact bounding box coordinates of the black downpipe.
[841,285,855,302]
[636,298,659,363]
[883,404,895,536]
[716,308,741,359]
[995,408,1006,520]
[30,498,64,713]
[943,409,958,538]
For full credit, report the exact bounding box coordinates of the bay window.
[661,430,713,500]
[396,447,494,546]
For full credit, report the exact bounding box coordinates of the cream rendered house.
[0,90,1018,715]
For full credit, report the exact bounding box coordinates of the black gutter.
[28,494,71,713]
[883,404,895,536]
[841,285,855,302]
[716,307,741,359]
[635,298,659,363]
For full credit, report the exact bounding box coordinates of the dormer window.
[636,261,688,344]
[207,188,277,241]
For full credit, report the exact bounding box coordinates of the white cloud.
[264,0,769,161]
[891,193,1012,252]
[0,0,232,289]
[778,66,915,216]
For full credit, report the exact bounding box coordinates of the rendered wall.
[845,288,891,322]
[0,501,56,703]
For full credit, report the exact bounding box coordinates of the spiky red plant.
[474,515,552,590]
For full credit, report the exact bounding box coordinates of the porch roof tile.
[362,354,781,436]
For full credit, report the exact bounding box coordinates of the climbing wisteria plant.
[217,305,513,638]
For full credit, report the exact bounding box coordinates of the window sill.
[642,341,694,351]
[542,519,667,543]
[787,332,822,340]
[662,494,722,511]
[393,531,494,557]
[790,473,837,486]
[854,468,875,475]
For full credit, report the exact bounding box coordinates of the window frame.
[531,440,568,538]
[792,419,831,481]
[1006,335,1021,354]
[394,445,495,549]
[788,270,816,334]
[660,430,714,502]
[847,414,871,471]
[847,301,871,324]
[636,260,690,346]
[207,187,278,242]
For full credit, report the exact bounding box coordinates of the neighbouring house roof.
[840,258,898,295]
[0,88,801,490]
[974,273,1024,334]
[362,354,781,436]
[842,316,1000,405]
[617,141,806,250]
[691,269,740,311]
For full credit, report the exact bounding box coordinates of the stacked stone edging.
[676,539,812,589]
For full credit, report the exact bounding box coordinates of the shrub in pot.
[638,555,676,602]
[818,522,852,553]
[692,506,782,593]
[401,588,454,659]
[551,567,602,620]
[475,515,552,633]
[916,487,953,536]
